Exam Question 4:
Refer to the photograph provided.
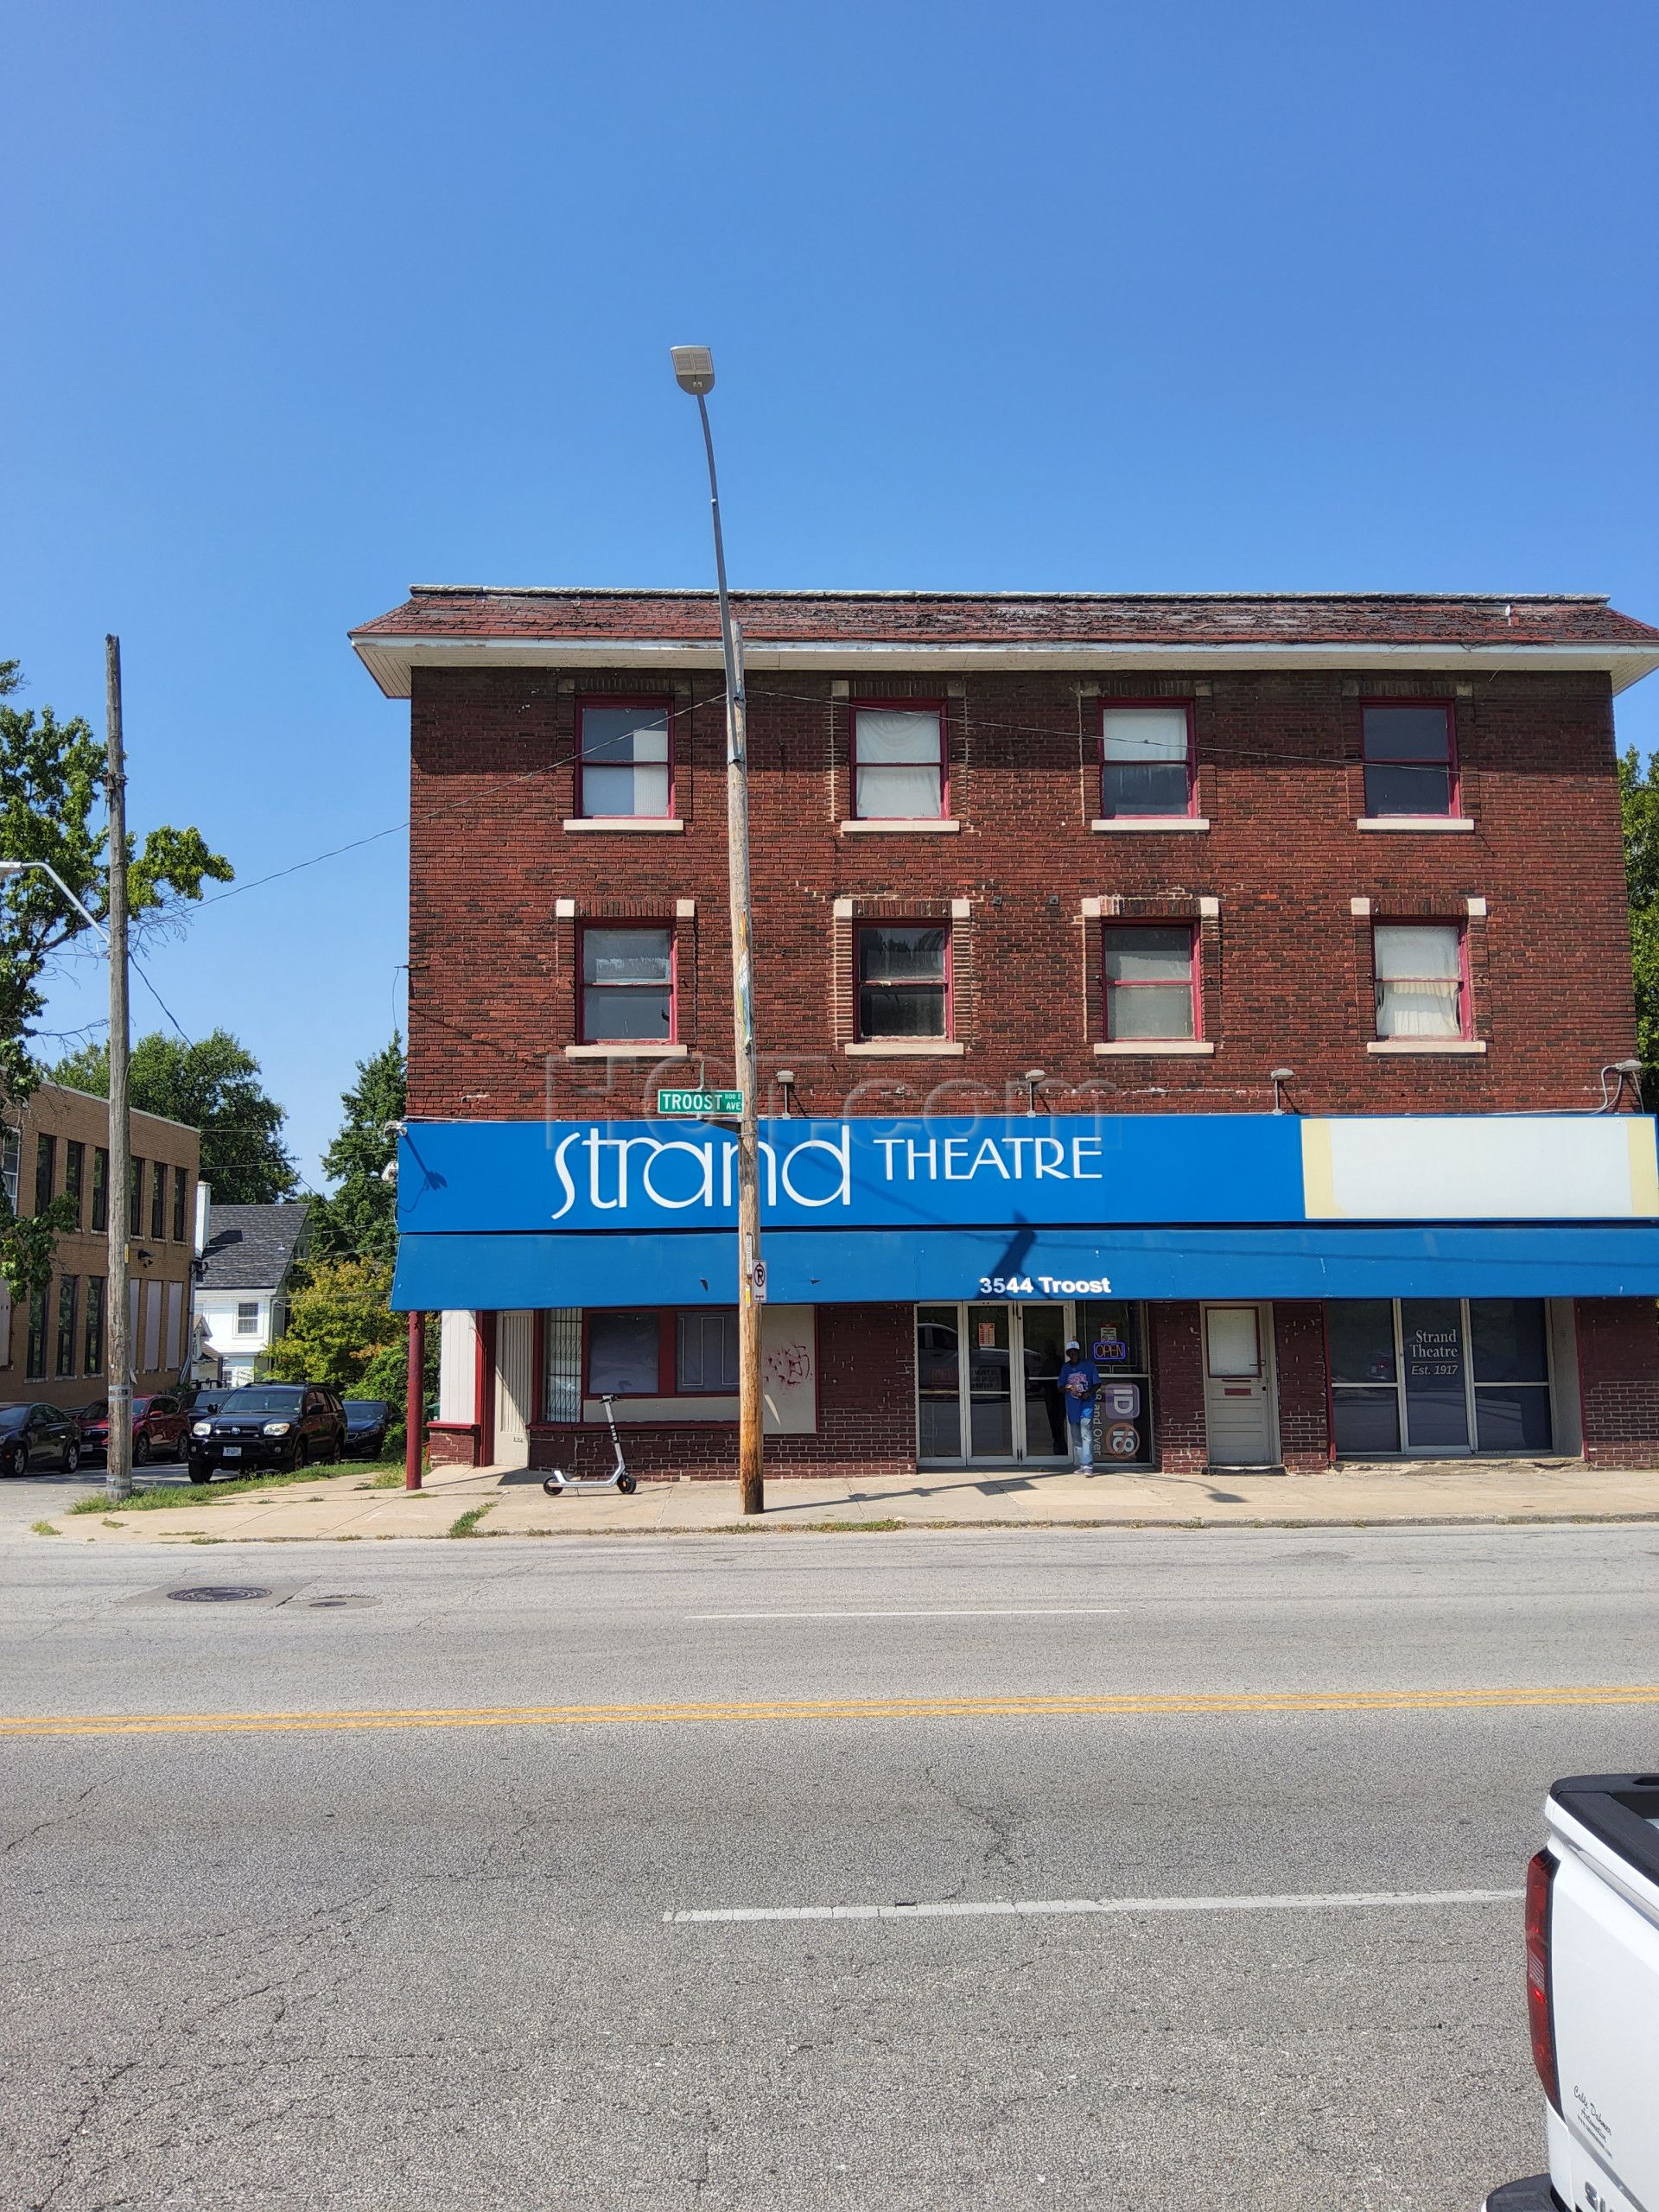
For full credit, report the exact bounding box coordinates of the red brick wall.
[1152,1303,1206,1472]
[525,1303,915,1483]
[1274,1301,1333,1471]
[408,666,1633,1123]
[1575,1298,1659,1466]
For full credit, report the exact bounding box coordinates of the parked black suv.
[187,1384,347,1483]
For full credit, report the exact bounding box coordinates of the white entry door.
[1201,1303,1278,1466]
[493,1311,535,1465]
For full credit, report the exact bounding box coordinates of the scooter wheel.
[542,1477,564,1498]
[617,1474,637,1495]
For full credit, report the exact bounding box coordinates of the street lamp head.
[671,345,716,397]
[1616,1059,1644,1076]
[0,860,27,876]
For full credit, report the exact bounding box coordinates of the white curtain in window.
[1102,708,1187,764]
[1375,924,1462,1037]
[855,710,943,818]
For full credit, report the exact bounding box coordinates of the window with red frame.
[1101,924,1198,1040]
[855,922,950,1039]
[851,705,945,819]
[1362,703,1457,817]
[586,1309,739,1396]
[1373,921,1467,1039]
[579,925,675,1043]
[577,699,672,817]
[1100,704,1195,818]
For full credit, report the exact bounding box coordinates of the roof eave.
[350,632,1659,700]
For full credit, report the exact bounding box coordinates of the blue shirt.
[1058,1357,1101,1424]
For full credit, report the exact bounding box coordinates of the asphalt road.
[3,1522,1657,2211]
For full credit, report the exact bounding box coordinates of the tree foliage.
[0,660,232,1108]
[262,1257,404,1391]
[1,659,232,1297]
[307,1035,404,1263]
[49,1029,297,1203]
[1620,747,1659,1103]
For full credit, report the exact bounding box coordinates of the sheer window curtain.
[1374,924,1463,1037]
[854,709,943,817]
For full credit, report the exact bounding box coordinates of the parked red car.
[77,1394,190,1465]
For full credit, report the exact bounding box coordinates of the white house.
[195,1202,310,1385]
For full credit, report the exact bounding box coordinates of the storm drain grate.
[306,1595,378,1610]
[166,1585,272,1604]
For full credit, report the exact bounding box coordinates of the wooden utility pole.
[105,636,133,1506]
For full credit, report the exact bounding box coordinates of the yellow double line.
[3,1683,1658,1741]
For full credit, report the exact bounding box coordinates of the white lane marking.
[666,1886,1522,1924]
[689,1608,1123,1621]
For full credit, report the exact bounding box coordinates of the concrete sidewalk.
[30,1453,1659,1541]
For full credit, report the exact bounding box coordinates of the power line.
[195,823,408,908]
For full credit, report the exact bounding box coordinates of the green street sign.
[658,1089,745,1116]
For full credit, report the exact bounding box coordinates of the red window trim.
[575,693,676,820]
[1099,919,1201,1043]
[582,1307,741,1399]
[1098,697,1198,818]
[1359,697,1460,819]
[849,697,949,820]
[575,919,678,1046]
[1370,916,1472,1040]
[852,916,955,1044]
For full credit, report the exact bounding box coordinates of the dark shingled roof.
[353,586,1659,650]
[197,1203,311,1293]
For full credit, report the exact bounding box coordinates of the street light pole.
[671,346,764,1516]
[104,638,133,1504]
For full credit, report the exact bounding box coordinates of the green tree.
[1621,747,1659,1103]
[2,658,232,1299]
[262,1257,404,1391]
[307,1034,404,1263]
[49,1029,297,1203]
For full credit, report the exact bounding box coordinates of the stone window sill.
[563,817,685,833]
[1093,1039,1216,1057]
[838,818,961,835]
[1355,817,1474,833]
[564,1042,690,1059]
[1090,817,1210,833]
[843,1039,965,1057]
[1366,1038,1487,1055]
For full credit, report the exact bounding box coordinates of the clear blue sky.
[6,0,1657,1186]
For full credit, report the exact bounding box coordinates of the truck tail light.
[1525,1847,1560,2112]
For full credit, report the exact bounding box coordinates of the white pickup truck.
[1484,1772,1659,2212]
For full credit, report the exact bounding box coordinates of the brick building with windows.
[1,1082,202,1414]
[352,588,1659,1478]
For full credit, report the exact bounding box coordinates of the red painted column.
[405,1309,425,1491]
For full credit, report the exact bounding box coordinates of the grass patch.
[30,1519,60,1536]
[704,1516,913,1535]
[448,1503,496,1538]
[65,1453,406,1515]
[359,1470,405,1490]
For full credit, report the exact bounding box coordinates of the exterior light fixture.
[1024,1069,1046,1117]
[1270,1067,1295,1115]
[775,1069,797,1116]
[671,346,715,396]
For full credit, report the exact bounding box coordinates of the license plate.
[220,1446,241,1459]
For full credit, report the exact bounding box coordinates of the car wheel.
[133,1432,151,1467]
[6,1440,28,1478]
[188,1461,212,1486]
[293,1440,309,1471]
[60,1440,80,1473]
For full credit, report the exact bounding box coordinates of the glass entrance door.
[916,1301,1090,1465]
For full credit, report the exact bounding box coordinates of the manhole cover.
[306,1594,377,1610]
[166,1585,272,1604]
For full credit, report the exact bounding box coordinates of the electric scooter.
[542,1394,638,1496]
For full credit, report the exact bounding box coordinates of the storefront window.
[1327,1299,1554,1456]
[1075,1300,1153,1465]
[676,1311,738,1393]
[588,1311,662,1395]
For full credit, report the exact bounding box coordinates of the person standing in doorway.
[1058,1338,1102,1471]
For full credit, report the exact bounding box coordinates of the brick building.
[1,1082,202,1414]
[352,588,1659,1478]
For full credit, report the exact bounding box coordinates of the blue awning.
[392,1224,1659,1312]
